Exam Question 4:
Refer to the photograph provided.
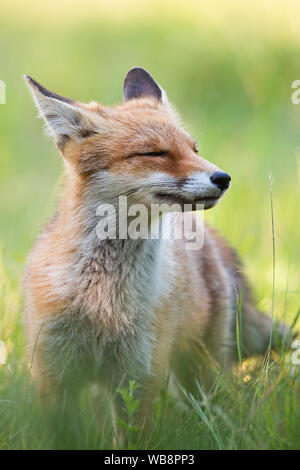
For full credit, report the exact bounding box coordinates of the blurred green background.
[0,0,299,335]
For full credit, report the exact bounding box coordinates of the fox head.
[25,68,230,212]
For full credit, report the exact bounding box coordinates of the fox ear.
[25,76,99,147]
[123,67,167,103]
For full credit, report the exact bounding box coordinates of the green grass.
[0,0,300,450]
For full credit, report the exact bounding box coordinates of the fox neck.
[79,232,162,273]
[57,172,168,292]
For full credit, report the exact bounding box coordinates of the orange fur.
[24,68,291,438]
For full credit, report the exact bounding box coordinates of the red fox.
[24,68,290,432]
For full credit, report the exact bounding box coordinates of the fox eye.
[139,151,168,157]
[193,143,199,153]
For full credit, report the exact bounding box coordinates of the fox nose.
[210,171,231,191]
